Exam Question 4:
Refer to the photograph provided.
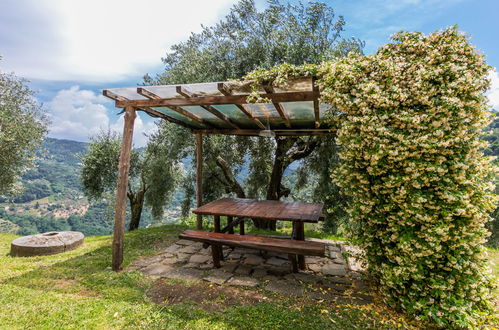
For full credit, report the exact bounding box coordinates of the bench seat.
[179,230,325,272]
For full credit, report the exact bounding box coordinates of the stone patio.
[128,237,371,303]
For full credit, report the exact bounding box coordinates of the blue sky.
[1,0,498,146]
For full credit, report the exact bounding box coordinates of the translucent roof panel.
[103,78,336,134]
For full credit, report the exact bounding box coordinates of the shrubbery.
[246,27,497,327]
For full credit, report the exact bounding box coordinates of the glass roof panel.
[151,107,206,128]
[245,103,279,118]
[107,87,146,100]
[182,106,220,120]
[281,101,314,120]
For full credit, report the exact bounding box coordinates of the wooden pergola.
[103,77,334,270]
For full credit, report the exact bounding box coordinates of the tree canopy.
[80,129,183,230]
[0,61,48,196]
[145,0,363,231]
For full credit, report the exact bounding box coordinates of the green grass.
[1,225,492,329]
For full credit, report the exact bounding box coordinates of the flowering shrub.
[245,27,497,327]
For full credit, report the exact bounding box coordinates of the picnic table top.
[192,198,323,223]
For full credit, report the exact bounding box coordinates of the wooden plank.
[115,91,319,108]
[196,133,203,229]
[103,89,128,102]
[193,198,323,223]
[179,230,325,256]
[217,83,265,129]
[112,106,136,271]
[191,129,334,136]
[263,85,291,128]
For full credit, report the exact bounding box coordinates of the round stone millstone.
[10,231,84,257]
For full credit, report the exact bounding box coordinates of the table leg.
[214,215,220,233]
[227,216,234,234]
[239,219,245,235]
[211,245,222,268]
[293,222,306,270]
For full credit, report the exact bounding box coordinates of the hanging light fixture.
[258,116,275,138]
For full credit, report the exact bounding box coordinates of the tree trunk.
[128,189,145,231]
[253,137,296,230]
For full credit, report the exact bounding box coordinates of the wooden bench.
[179,230,325,273]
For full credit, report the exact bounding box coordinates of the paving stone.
[322,262,347,276]
[189,254,211,264]
[198,263,214,270]
[353,280,369,291]
[292,272,322,284]
[164,244,182,253]
[243,254,265,266]
[266,266,290,276]
[162,257,179,265]
[141,264,173,276]
[251,268,267,278]
[175,253,191,263]
[198,247,211,255]
[182,263,199,269]
[234,264,252,276]
[306,257,323,264]
[228,276,259,288]
[328,251,341,259]
[332,257,345,265]
[308,263,321,273]
[272,253,290,260]
[262,275,278,282]
[204,269,233,285]
[227,252,241,260]
[176,239,194,246]
[327,277,352,285]
[221,263,238,273]
[265,280,304,296]
[266,257,290,267]
[348,271,362,280]
[177,245,201,254]
[163,268,204,281]
[234,248,259,255]
[308,291,336,301]
[327,244,341,252]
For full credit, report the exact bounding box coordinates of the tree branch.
[215,156,246,198]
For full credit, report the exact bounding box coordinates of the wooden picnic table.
[192,197,324,270]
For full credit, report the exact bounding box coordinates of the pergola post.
[112,106,136,271]
[196,133,203,229]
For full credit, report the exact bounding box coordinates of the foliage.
[0,63,48,196]
[483,115,499,247]
[147,0,362,230]
[80,129,183,230]
[243,27,497,327]
[324,28,497,327]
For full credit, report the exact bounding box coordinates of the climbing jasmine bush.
[245,27,497,327]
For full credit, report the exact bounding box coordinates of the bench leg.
[293,222,306,270]
[212,244,222,268]
[214,215,221,233]
[288,254,298,273]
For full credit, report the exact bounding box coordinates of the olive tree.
[80,125,185,230]
[0,62,48,196]
[146,0,363,230]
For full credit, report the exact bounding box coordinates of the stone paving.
[128,237,371,303]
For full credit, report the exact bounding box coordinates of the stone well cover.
[10,231,84,257]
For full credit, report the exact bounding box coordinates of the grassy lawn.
[0,225,496,329]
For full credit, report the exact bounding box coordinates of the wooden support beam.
[263,85,291,128]
[217,83,265,129]
[112,106,136,271]
[191,129,334,136]
[115,91,318,108]
[103,89,128,102]
[196,133,203,230]
[176,86,240,129]
[139,107,195,130]
[312,80,320,128]
[137,87,214,128]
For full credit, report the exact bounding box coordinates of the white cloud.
[46,86,156,147]
[487,69,499,111]
[1,0,237,82]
